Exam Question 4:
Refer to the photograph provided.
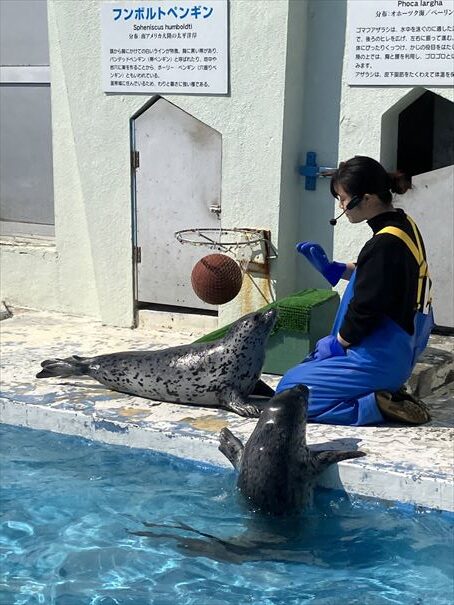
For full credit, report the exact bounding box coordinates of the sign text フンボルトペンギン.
[101,0,228,94]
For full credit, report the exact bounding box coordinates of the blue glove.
[296,242,346,286]
[303,335,346,363]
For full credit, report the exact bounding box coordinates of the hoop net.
[175,228,268,274]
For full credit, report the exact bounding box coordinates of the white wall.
[293,0,347,292]
[8,1,450,327]
[40,0,305,327]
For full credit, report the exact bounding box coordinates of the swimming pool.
[1,424,452,605]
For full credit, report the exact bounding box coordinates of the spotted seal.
[219,384,366,514]
[36,309,277,418]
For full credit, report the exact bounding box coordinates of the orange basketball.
[191,254,243,305]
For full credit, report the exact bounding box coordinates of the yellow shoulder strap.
[377,220,432,311]
[377,226,422,265]
[406,215,423,249]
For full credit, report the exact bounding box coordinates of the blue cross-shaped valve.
[298,152,336,191]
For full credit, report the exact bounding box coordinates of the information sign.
[101,0,228,94]
[347,0,454,86]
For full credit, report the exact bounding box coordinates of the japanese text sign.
[101,0,228,94]
[347,0,454,86]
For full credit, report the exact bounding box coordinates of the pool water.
[0,425,452,605]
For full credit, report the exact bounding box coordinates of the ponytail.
[388,171,412,195]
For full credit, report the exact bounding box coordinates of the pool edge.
[1,398,453,514]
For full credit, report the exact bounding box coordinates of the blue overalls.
[276,216,434,426]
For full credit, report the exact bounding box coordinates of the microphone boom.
[329,195,362,226]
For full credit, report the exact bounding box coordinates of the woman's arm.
[341,262,356,281]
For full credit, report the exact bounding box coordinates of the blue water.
[0,425,452,605]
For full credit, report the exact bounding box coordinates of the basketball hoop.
[175,227,264,250]
[175,227,277,273]
[175,227,278,303]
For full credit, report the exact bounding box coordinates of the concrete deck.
[1,308,453,511]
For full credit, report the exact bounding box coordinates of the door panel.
[134,98,222,309]
[399,165,454,328]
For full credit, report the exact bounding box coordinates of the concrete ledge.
[0,237,59,312]
[0,399,223,468]
[1,397,452,513]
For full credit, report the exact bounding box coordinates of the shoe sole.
[377,398,431,425]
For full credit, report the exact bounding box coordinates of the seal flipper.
[221,394,262,418]
[36,356,89,379]
[219,427,244,470]
[252,380,275,398]
[311,449,366,473]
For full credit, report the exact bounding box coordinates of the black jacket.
[339,209,427,345]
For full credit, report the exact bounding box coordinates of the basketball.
[191,253,243,305]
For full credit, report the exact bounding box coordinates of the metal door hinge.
[131,150,140,171]
[133,245,142,263]
[209,203,221,216]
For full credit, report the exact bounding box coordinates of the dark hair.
[330,156,411,205]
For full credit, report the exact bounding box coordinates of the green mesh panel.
[194,289,338,343]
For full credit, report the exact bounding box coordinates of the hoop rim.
[174,227,266,248]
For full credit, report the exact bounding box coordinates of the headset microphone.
[329,195,362,226]
[329,209,347,226]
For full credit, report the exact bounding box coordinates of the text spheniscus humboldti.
[133,23,193,31]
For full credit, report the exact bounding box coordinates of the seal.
[36,309,277,418]
[219,384,366,514]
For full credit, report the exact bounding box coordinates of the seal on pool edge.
[219,384,366,514]
[35,309,277,418]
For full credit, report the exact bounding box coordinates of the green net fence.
[195,289,338,343]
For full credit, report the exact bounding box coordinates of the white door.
[133,98,222,310]
[399,165,454,329]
